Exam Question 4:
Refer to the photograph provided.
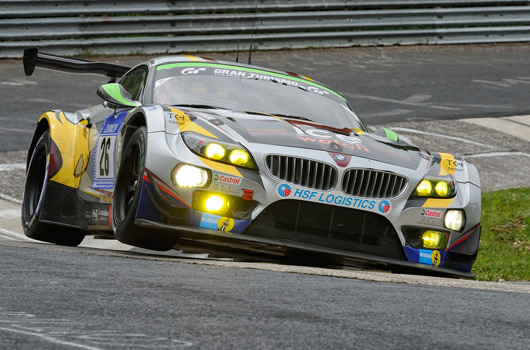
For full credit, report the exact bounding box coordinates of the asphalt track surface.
[1,44,530,349]
[1,241,530,350]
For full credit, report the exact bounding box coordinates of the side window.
[119,66,148,101]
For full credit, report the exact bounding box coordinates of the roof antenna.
[248,43,253,65]
[248,0,259,65]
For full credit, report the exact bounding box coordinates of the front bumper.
[135,217,476,279]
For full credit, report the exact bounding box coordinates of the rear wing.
[23,47,131,82]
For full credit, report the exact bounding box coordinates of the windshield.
[153,63,364,130]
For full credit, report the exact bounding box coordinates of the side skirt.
[39,182,112,232]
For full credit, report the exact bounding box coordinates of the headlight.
[182,132,256,169]
[204,143,226,160]
[229,149,251,166]
[444,210,466,232]
[435,181,450,197]
[172,164,210,188]
[414,179,454,198]
[416,180,433,196]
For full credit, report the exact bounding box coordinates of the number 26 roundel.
[93,112,127,190]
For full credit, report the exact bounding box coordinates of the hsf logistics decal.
[276,183,391,215]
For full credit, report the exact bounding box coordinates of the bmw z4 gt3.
[21,48,481,279]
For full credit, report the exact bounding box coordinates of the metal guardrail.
[1,0,529,58]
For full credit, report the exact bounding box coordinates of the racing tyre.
[21,130,85,246]
[113,126,177,251]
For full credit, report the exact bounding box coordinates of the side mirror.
[97,83,141,108]
[375,127,399,142]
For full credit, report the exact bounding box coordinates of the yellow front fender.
[39,111,90,189]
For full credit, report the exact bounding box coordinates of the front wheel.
[21,130,85,246]
[112,126,177,251]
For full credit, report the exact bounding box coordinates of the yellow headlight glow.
[229,149,251,166]
[435,181,451,197]
[415,180,433,196]
[204,194,228,214]
[422,230,448,249]
[204,143,226,160]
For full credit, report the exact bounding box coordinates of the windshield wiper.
[271,114,313,122]
[172,104,228,110]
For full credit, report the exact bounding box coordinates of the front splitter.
[135,218,476,279]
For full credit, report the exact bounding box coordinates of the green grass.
[473,187,530,281]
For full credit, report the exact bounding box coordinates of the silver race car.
[21,48,481,278]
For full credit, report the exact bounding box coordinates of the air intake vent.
[61,195,77,217]
[245,200,405,260]
[342,169,407,198]
[265,155,337,191]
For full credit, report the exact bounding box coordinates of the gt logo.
[181,67,206,75]
[307,86,330,96]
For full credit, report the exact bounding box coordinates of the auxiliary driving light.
[422,230,449,249]
[204,194,229,214]
[172,164,209,188]
[444,209,466,232]
[192,191,230,215]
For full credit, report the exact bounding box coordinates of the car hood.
[178,108,427,171]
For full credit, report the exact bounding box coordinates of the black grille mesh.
[342,169,407,198]
[245,200,404,259]
[265,155,338,191]
[61,195,77,217]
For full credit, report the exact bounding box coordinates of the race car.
[21,47,481,278]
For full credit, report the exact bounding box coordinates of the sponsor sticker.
[217,217,235,232]
[418,217,442,226]
[213,174,242,185]
[93,112,127,190]
[181,67,207,75]
[292,127,369,152]
[418,249,443,267]
[199,213,221,230]
[378,200,391,214]
[210,182,242,194]
[431,250,442,267]
[277,184,291,197]
[276,184,391,215]
[418,249,433,265]
[421,208,443,218]
[212,68,330,96]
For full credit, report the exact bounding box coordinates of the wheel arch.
[120,111,147,155]
[26,117,50,167]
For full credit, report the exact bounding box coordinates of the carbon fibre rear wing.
[23,47,131,82]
